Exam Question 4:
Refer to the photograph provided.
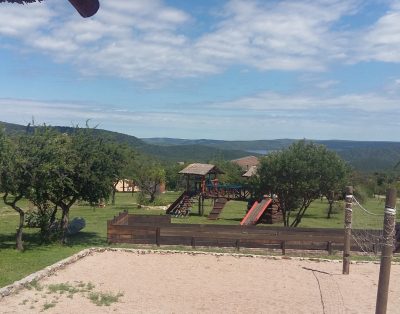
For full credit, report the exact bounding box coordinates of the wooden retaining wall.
[107,213,395,255]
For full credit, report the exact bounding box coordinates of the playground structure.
[166,163,282,224]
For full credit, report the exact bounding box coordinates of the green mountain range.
[2,121,400,172]
[142,138,400,172]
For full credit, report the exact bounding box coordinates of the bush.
[24,205,60,242]
[136,192,149,205]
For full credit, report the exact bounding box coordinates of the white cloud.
[315,80,340,89]
[195,0,358,71]
[2,0,400,83]
[210,91,400,113]
[0,2,53,36]
[0,0,362,83]
[353,1,400,63]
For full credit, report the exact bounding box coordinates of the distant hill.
[2,121,399,171]
[0,121,255,163]
[142,137,400,172]
[142,137,294,153]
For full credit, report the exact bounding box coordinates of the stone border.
[0,248,93,298]
[1,247,398,299]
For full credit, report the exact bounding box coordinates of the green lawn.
[0,192,396,288]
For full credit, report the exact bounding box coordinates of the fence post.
[235,239,240,252]
[375,188,397,314]
[342,186,353,275]
[156,227,160,247]
[327,241,333,255]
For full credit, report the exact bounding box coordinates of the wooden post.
[201,195,205,216]
[156,227,160,247]
[198,195,202,216]
[198,195,204,216]
[375,188,397,314]
[281,241,286,255]
[342,186,353,275]
[185,175,190,193]
[327,241,333,255]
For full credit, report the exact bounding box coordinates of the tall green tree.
[132,156,166,203]
[256,140,348,227]
[320,153,349,219]
[0,130,35,250]
[42,128,121,241]
[0,125,134,247]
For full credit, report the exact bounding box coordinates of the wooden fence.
[107,212,398,254]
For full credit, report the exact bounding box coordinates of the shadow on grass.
[66,231,106,247]
[0,232,42,250]
[0,230,106,251]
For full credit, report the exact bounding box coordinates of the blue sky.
[1,0,400,141]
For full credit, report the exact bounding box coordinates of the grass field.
[0,192,396,288]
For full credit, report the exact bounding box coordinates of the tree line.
[2,124,393,250]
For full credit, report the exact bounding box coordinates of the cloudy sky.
[1,0,400,140]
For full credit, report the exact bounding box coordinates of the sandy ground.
[1,250,400,314]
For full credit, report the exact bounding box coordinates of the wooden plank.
[156,224,343,236]
[159,229,343,242]
[153,223,345,235]
[127,215,171,225]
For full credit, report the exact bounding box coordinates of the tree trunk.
[327,200,334,219]
[60,204,70,244]
[3,194,25,251]
[282,208,288,227]
[279,198,289,227]
[112,188,116,206]
[149,183,158,203]
[16,209,25,251]
[49,206,58,225]
[327,191,335,219]
[56,196,78,244]
[291,202,311,227]
[149,192,156,203]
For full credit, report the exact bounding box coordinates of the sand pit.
[1,249,400,314]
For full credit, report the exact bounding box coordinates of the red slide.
[240,198,272,226]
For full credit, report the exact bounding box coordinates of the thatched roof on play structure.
[179,163,224,176]
[0,0,100,18]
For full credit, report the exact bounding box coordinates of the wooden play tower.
[167,163,253,218]
[166,163,282,224]
[178,163,224,216]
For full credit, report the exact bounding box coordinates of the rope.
[352,197,384,217]
[311,270,326,314]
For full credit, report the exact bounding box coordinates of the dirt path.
[1,250,399,313]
